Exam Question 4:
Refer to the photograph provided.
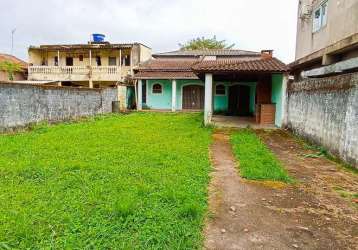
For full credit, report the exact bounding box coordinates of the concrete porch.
[211,115,277,129]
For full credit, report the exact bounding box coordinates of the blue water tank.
[92,34,105,42]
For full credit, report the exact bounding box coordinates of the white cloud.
[0,0,298,63]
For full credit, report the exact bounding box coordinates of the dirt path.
[204,130,358,250]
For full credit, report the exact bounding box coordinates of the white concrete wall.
[287,72,358,168]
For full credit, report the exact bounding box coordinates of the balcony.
[28,66,131,82]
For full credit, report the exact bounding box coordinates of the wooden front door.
[183,85,204,109]
[228,85,250,116]
[237,85,250,116]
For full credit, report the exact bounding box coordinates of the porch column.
[281,73,289,127]
[89,49,93,88]
[57,50,60,66]
[119,49,122,81]
[137,79,143,110]
[204,73,213,125]
[171,79,177,112]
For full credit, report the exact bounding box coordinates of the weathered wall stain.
[287,73,358,168]
[0,83,118,132]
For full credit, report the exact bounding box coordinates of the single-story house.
[0,53,27,81]
[133,49,289,126]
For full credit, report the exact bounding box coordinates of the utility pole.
[11,28,16,55]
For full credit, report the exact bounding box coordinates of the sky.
[0,0,298,63]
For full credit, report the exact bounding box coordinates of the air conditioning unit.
[300,4,312,19]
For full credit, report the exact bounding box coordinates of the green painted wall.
[146,79,172,109]
[144,79,257,113]
[271,74,283,127]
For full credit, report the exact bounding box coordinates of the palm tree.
[0,60,23,81]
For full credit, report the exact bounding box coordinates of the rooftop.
[192,57,289,73]
[0,53,27,68]
[137,59,198,71]
[29,42,151,51]
[134,49,288,79]
[153,49,261,58]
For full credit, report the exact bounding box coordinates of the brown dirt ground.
[204,129,358,250]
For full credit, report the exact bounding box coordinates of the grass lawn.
[230,129,291,183]
[0,113,212,249]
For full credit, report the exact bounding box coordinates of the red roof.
[153,49,260,58]
[191,57,288,73]
[134,71,199,79]
[137,59,198,71]
[134,55,288,80]
[0,53,27,68]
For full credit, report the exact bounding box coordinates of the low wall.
[286,73,358,167]
[0,82,118,132]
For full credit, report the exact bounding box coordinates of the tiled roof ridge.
[191,57,288,72]
[153,48,261,57]
[0,53,27,68]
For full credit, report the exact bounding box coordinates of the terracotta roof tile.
[134,57,288,80]
[191,57,288,73]
[134,71,199,79]
[137,59,199,71]
[153,49,260,57]
[0,53,27,68]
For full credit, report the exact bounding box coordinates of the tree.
[179,36,235,50]
[0,61,23,81]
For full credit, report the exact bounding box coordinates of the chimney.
[261,50,273,59]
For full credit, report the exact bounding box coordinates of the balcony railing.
[28,66,128,81]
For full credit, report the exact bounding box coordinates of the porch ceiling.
[207,72,273,82]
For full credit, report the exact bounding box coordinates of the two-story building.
[27,35,152,109]
[28,41,151,87]
[290,0,358,78]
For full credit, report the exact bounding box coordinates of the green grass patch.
[230,129,292,183]
[0,112,212,249]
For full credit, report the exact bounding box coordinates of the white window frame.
[152,83,163,95]
[313,1,328,33]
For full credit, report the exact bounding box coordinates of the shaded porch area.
[211,115,277,129]
[192,56,289,127]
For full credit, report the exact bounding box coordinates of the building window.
[66,57,73,66]
[152,83,162,94]
[79,55,84,61]
[96,56,101,66]
[54,56,58,66]
[123,55,131,66]
[108,57,117,66]
[313,1,328,32]
[216,84,226,95]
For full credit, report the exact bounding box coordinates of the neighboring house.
[134,49,288,126]
[286,0,358,167]
[27,35,152,109]
[0,53,27,81]
[290,0,358,78]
